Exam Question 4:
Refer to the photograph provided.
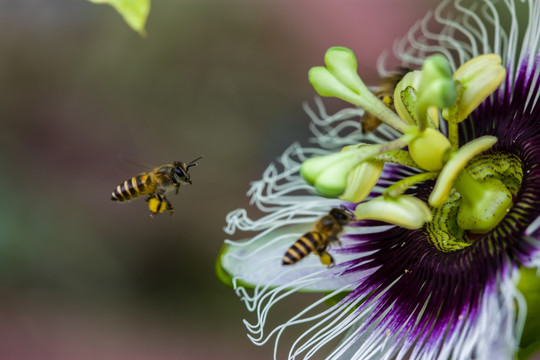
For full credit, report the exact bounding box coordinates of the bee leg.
[328,235,342,247]
[175,184,180,195]
[312,247,332,267]
[146,194,169,217]
[318,251,335,267]
[161,195,175,216]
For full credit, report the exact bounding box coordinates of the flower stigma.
[305,46,509,234]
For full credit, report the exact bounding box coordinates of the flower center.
[425,152,523,252]
[303,47,511,232]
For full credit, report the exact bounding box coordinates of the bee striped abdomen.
[282,232,321,265]
[111,174,152,201]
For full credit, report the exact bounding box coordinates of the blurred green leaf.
[517,266,540,359]
[88,0,150,36]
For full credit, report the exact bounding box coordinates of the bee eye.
[331,209,350,222]
[174,168,187,179]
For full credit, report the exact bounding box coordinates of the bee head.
[172,156,202,185]
[330,208,352,225]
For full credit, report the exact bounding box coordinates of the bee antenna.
[187,155,203,168]
[338,205,354,217]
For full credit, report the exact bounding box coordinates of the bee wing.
[113,155,157,175]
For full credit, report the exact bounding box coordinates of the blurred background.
[0,0,444,359]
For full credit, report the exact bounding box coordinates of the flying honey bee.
[361,67,410,132]
[282,208,352,267]
[111,156,202,216]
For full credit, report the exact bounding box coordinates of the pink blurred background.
[3,1,529,359]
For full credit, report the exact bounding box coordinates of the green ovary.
[425,152,523,252]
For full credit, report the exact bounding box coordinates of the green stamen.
[385,172,439,198]
[443,54,506,123]
[443,54,506,146]
[355,195,432,229]
[301,132,416,198]
[394,70,440,128]
[340,160,384,203]
[309,47,410,133]
[429,135,498,206]
[417,54,456,131]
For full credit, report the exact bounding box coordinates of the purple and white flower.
[218,1,540,359]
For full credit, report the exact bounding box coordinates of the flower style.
[217,1,540,359]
